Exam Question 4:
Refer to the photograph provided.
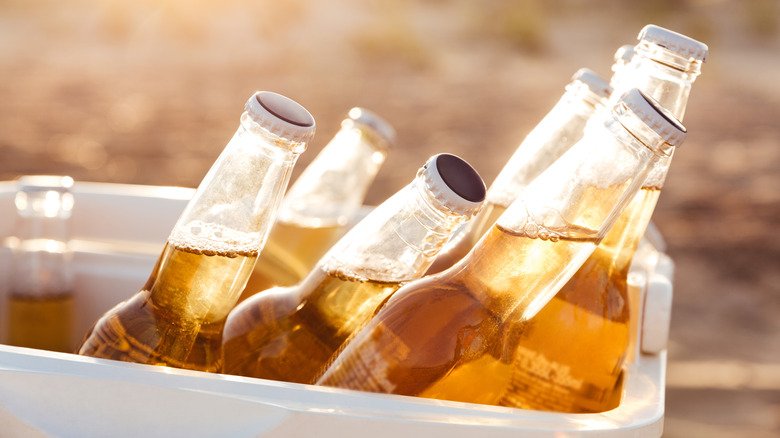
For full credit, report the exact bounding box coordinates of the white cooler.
[0,182,673,437]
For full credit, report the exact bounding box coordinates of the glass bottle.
[428,68,612,273]
[317,89,686,407]
[7,175,75,353]
[77,91,315,372]
[239,107,395,302]
[222,153,486,383]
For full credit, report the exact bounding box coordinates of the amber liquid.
[77,242,257,372]
[317,224,599,402]
[239,221,345,302]
[223,268,400,383]
[497,187,661,412]
[426,202,507,274]
[8,294,73,353]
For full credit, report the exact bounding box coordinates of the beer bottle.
[239,107,395,302]
[77,91,315,372]
[316,89,686,407]
[7,175,75,353]
[428,68,612,273]
[494,27,707,413]
[222,153,486,383]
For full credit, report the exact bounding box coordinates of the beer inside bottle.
[9,295,73,353]
[79,239,257,370]
[497,185,660,412]
[224,266,402,382]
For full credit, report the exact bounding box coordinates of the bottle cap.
[617,88,687,147]
[245,91,316,144]
[420,154,485,218]
[571,68,612,99]
[638,25,709,63]
[345,107,396,149]
[613,44,635,66]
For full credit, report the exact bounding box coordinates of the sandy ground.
[0,1,778,436]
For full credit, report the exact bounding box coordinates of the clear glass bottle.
[316,89,686,407]
[77,91,315,372]
[7,175,75,353]
[428,68,612,273]
[240,108,395,302]
[222,153,486,383]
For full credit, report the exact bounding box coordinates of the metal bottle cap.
[244,91,316,144]
[571,68,612,99]
[345,107,396,149]
[617,88,687,147]
[638,25,709,63]
[419,153,485,218]
[613,44,635,66]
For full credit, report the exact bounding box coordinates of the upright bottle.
[240,108,395,302]
[428,68,612,273]
[222,153,486,383]
[317,89,686,406]
[494,26,707,413]
[77,91,315,372]
[7,175,75,353]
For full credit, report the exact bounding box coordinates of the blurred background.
[0,0,778,436]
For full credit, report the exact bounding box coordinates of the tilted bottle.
[7,175,75,353]
[222,153,486,383]
[239,108,395,302]
[427,68,612,273]
[317,89,685,406]
[493,26,707,413]
[77,92,315,372]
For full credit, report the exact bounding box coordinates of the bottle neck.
[321,179,467,283]
[152,114,303,320]
[488,87,602,207]
[450,112,668,321]
[277,124,388,228]
[170,114,302,255]
[609,43,702,121]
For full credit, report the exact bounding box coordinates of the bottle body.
[223,154,486,383]
[223,267,401,382]
[79,242,257,370]
[241,112,392,300]
[498,185,661,412]
[7,176,75,352]
[78,92,314,371]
